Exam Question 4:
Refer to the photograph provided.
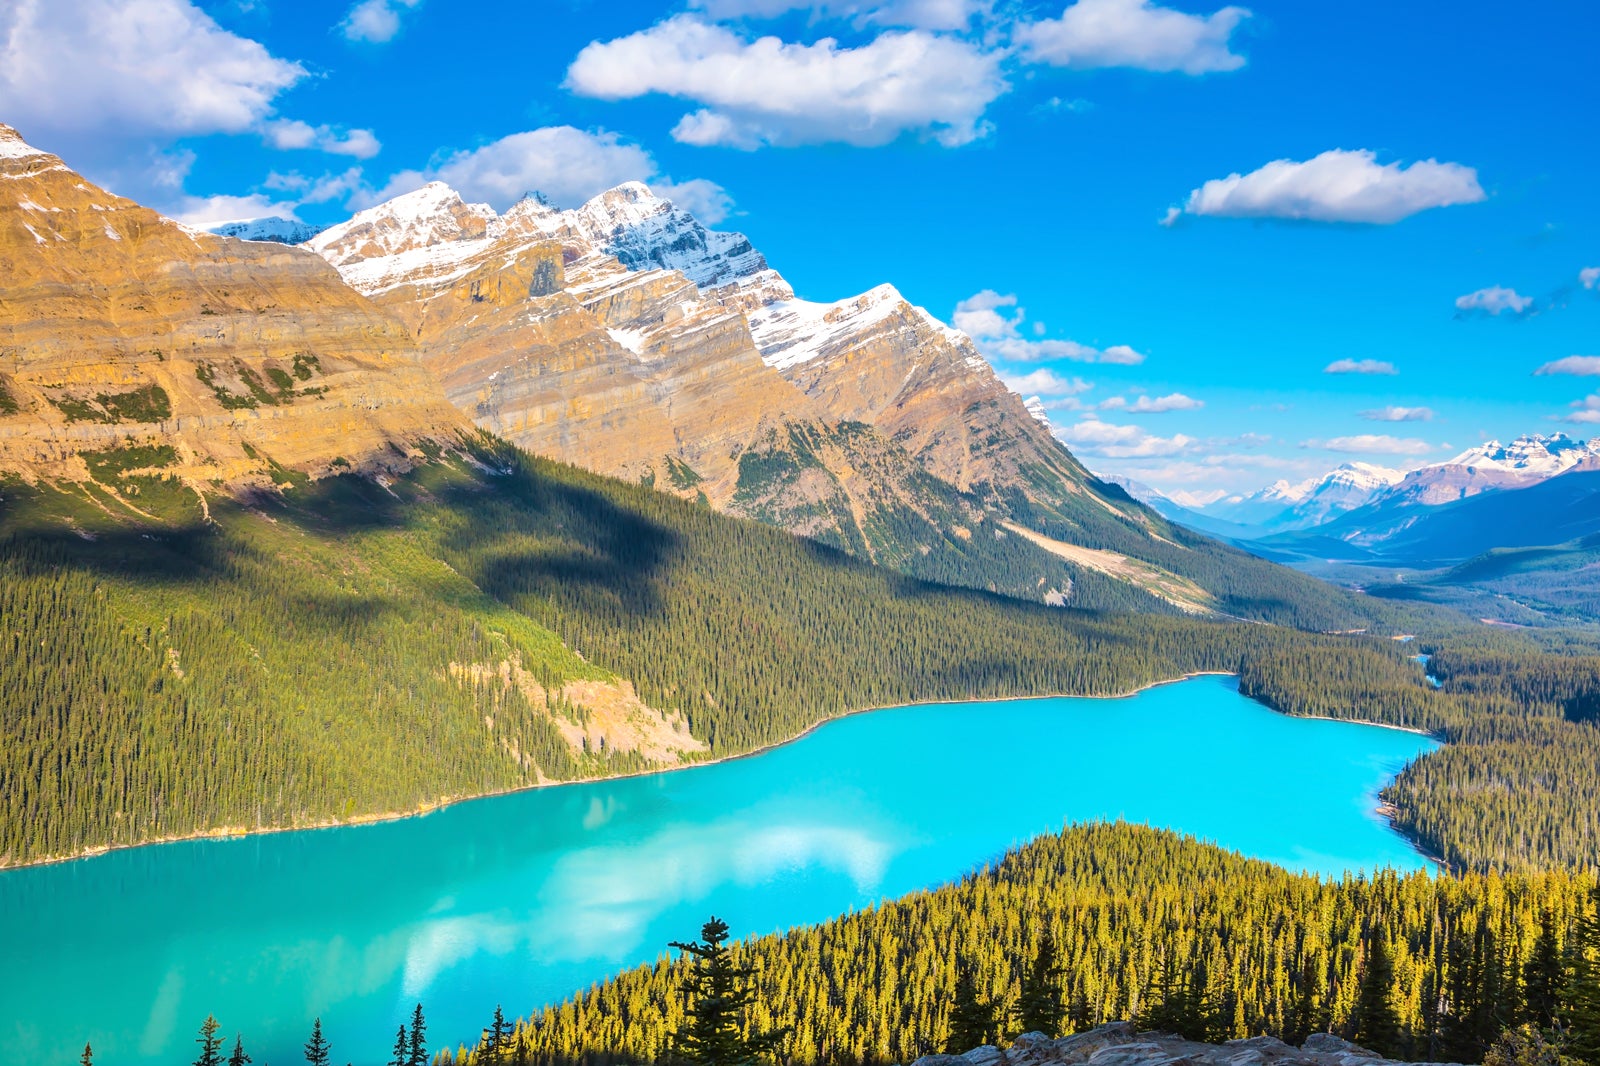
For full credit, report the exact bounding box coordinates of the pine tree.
[228,1035,251,1066]
[480,1005,514,1065]
[1526,910,1567,1029]
[946,967,1000,1052]
[1354,938,1404,1059]
[390,1025,410,1066]
[1015,931,1067,1037]
[304,1018,331,1066]
[80,1042,93,1066]
[407,1004,429,1066]
[1568,891,1600,1066]
[195,1015,225,1066]
[670,916,785,1066]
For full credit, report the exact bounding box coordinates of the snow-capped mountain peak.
[0,124,49,161]
[1442,433,1599,476]
[208,217,325,245]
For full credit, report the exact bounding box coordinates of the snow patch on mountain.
[0,125,48,161]
[747,284,910,371]
[209,217,326,244]
[1443,433,1600,477]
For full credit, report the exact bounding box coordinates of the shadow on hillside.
[0,453,680,622]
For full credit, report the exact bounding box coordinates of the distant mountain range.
[1117,433,1600,624]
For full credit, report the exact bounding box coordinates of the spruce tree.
[946,967,1000,1052]
[1015,931,1067,1038]
[480,1005,514,1065]
[228,1036,251,1066]
[195,1015,225,1066]
[1354,938,1404,1059]
[1568,891,1600,1066]
[407,1004,428,1066]
[390,1025,409,1066]
[670,916,785,1066]
[304,1018,331,1066]
[80,1043,93,1066]
[1525,910,1567,1029]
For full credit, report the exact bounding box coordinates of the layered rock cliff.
[0,124,470,490]
[309,181,1182,605]
[920,1024,1464,1066]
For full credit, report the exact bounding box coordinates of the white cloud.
[1171,149,1485,225]
[691,0,989,30]
[168,192,303,227]
[1017,0,1250,74]
[1000,369,1093,397]
[341,0,422,43]
[1581,267,1600,290]
[1454,285,1532,316]
[1360,406,1434,422]
[651,178,735,224]
[262,120,382,159]
[264,167,366,205]
[1324,358,1398,375]
[1535,356,1600,377]
[1126,392,1202,413]
[953,291,1147,364]
[566,16,1005,148]
[362,126,701,212]
[1561,395,1600,425]
[1303,435,1435,457]
[1056,417,1196,458]
[0,0,304,140]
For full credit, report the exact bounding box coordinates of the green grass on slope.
[507,824,1598,1066]
[1,436,1598,871]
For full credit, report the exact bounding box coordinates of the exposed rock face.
[917,1024,1463,1066]
[0,124,471,488]
[310,181,1165,597]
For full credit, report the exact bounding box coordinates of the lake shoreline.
[0,670,1436,873]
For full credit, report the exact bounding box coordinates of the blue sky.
[2,0,1597,494]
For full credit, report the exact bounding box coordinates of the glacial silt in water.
[0,675,1437,1064]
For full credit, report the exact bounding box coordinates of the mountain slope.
[0,124,469,488]
[308,181,1385,625]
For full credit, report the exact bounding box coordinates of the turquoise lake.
[0,675,1437,1065]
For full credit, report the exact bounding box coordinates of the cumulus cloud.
[1000,369,1093,397]
[1017,0,1250,74]
[342,0,422,43]
[1302,435,1435,457]
[953,291,1147,365]
[566,16,1005,148]
[168,191,304,227]
[1324,358,1398,375]
[651,177,736,224]
[262,120,382,159]
[1169,149,1485,225]
[1454,285,1532,317]
[1126,392,1202,413]
[1361,406,1434,422]
[691,0,989,30]
[1561,395,1600,425]
[1534,356,1600,377]
[1582,267,1600,290]
[0,0,304,141]
[1056,417,1196,458]
[359,126,724,213]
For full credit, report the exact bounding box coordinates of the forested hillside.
[3,437,1597,871]
[495,824,1600,1066]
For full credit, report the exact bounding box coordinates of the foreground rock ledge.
[914,1023,1465,1066]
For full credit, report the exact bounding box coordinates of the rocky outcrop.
[917,1024,1463,1066]
[0,124,471,489]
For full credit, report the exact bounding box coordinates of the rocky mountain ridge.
[306,179,1203,608]
[918,1024,1462,1066]
[0,123,470,490]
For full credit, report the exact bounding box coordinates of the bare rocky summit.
[918,1024,1464,1066]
